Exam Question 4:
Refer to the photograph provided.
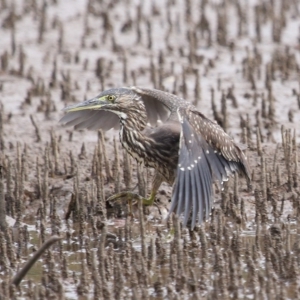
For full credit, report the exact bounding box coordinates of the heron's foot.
[107,191,156,206]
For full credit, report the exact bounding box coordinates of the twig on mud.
[0,166,7,232]
[11,235,62,286]
[30,114,42,142]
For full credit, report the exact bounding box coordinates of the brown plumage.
[60,87,250,228]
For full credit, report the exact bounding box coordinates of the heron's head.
[63,87,146,120]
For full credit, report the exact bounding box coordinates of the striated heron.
[60,87,250,228]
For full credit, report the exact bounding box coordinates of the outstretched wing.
[131,87,184,124]
[169,107,250,228]
[60,110,120,131]
[60,87,180,130]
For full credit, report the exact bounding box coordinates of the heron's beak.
[63,96,109,112]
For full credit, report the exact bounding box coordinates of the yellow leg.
[106,171,164,207]
[142,191,156,205]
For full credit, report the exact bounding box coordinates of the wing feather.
[189,108,250,177]
[176,170,185,216]
[131,87,179,124]
[183,166,191,226]
[169,107,249,228]
[190,164,199,229]
[60,110,119,131]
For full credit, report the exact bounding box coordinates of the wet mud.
[1,0,300,299]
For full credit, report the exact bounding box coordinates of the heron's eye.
[107,95,115,102]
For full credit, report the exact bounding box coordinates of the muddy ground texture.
[1,0,300,299]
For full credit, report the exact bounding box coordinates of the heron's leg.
[106,171,164,206]
[142,171,164,205]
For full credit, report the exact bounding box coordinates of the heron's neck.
[119,108,148,163]
[119,102,147,132]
